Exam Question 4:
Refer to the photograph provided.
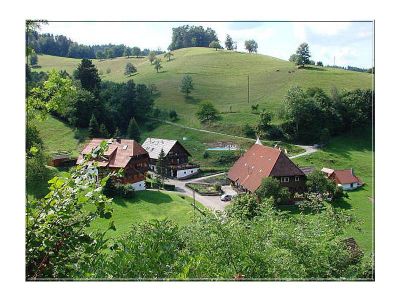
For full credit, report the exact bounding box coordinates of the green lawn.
[35,116,88,157]
[89,190,205,238]
[292,128,374,256]
[34,48,373,134]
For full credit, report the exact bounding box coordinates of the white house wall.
[131,180,146,191]
[177,168,199,179]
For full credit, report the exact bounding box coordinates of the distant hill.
[34,47,373,135]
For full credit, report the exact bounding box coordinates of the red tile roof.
[329,169,362,185]
[77,138,148,168]
[228,144,304,192]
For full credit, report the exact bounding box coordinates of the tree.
[244,39,258,53]
[153,58,163,73]
[99,123,109,138]
[124,62,137,76]
[168,25,218,50]
[164,51,174,61]
[225,34,234,50]
[132,46,141,58]
[243,123,256,138]
[289,54,299,63]
[256,110,273,137]
[156,149,167,187]
[127,117,141,141]
[114,127,121,138]
[169,110,178,121]
[209,40,222,51]
[196,101,219,123]
[148,51,156,64]
[124,47,132,58]
[306,170,343,200]
[96,51,105,59]
[256,177,290,205]
[30,52,38,66]
[88,113,99,138]
[26,142,115,279]
[179,75,194,96]
[317,61,323,66]
[295,43,311,66]
[75,58,101,96]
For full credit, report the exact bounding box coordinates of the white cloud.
[292,22,351,42]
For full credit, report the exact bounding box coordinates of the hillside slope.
[35,48,373,134]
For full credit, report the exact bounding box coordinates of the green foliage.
[88,114,99,138]
[30,52,38,66]
[214,151,240,166]
[148,51,156,64]
[132,46,141,58]
[168,25,218,50]
[169,110,178,121]
[226,193,268,221]
[103,179,135,199]
[124,62,137,76]
[75,58,101,96]
[295,43,311,66]
[179,74,194,96]
[317,61,323,66]
[156,149,167,185]
[209,40,222,50]
[164,51,174,61]
[26,141,114,279]
[196,101,219,123]
[225,34,234,50]
[127,117,140,141]
[153,58,163,73]
[306,170,336,196]
[256,110,273,138]
[256,177,290,205]
[244,39,258,53]
[242,123,256,138]
[99,123,110,138]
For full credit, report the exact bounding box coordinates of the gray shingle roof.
[142,138,178,159]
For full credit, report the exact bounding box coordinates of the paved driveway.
[163,173,231,211]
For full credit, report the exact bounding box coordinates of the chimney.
[116,137,121,143]
[255,135,262,145]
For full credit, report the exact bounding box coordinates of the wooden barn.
[142,138,199,179]
[77,138,149,191]
[228,139,306,194]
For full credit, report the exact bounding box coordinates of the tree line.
[27,31,164,59]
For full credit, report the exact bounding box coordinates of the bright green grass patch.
[35,116,88,156]
[293,128,374,255]
[34,48,373,134]
[89,190,205,238]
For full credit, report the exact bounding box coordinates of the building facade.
[142,138,199,179]
[77,138,149,191]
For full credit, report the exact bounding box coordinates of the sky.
[42,21,374,68]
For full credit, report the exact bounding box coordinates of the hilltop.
[34,47,373,135]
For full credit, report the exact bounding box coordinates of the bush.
[163,183,176,191]
[243,123,255,138]
[214,151,240,166]
[106,68,111,74]
[103,179,135,198]
[256,177,290,205]
[266,125,284,140]
[203,151,210,159]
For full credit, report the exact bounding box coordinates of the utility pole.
[247,74,250,103]
[334,56,336,66]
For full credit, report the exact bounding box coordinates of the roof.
[227,144,305,192]
[142,138,190,159]
[321,167,334,175]
[300,166,315,175]
[77,138,148,168]
[329,169,362,185]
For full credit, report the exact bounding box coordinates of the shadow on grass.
[26,166,60,199]
[112,190,174,207]
[184,95,201,104]
[301,66,327,71]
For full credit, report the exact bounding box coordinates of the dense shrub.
[103,179,135,198]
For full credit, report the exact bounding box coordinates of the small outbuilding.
[328,169,363,191]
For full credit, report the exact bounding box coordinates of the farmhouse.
[228,140,306,193]
[326,169,363,191]
[142,138,199,179]
[77,138,149,191]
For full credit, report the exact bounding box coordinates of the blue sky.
[43,21,374,68]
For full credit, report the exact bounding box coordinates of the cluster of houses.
[78,137,363,195]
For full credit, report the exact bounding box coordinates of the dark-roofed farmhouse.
[228,141,306,194]
[142,138,199,179]
[77,138,149,191]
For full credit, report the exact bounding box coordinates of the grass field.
[89,190,205,238]
[34,117,88,157]
[35,48,373,134]
[292,127,374,255]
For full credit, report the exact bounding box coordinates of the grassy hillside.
[293,128,374,255]
[35,48,373,134]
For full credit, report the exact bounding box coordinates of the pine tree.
[156,148,166,187]
[127,117,140,141]
[114,127,121,138]
[88,114,99,138]
[99,123,109,138]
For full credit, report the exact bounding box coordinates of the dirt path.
[150,118,318,159]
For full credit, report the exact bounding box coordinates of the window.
[281,177,289,183]
[295,176,300,182]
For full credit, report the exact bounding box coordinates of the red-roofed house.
[328,169,363,191]
[77,138,149,191]
[227,142,306,194]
